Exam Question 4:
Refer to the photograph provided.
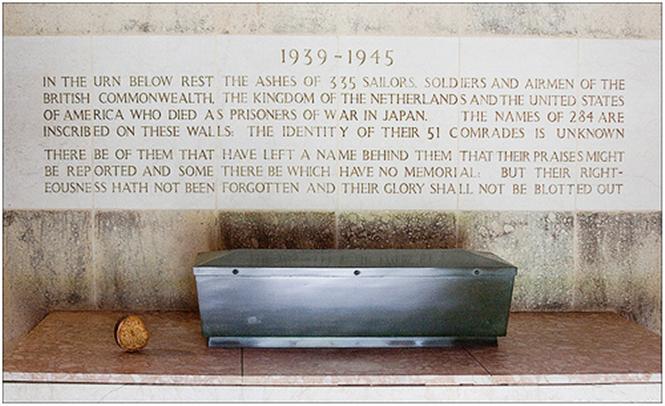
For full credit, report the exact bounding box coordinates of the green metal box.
[193,249,517,347]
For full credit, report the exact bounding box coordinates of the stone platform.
[3,311,661,386]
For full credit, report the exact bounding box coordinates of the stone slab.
[3,35,660,211]
[467,312,661,376]
[3,311,660,386]
[3,312,241,384]
[3,382,661,402]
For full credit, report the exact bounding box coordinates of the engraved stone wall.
[3,4,661,351]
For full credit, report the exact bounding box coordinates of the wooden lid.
[114,315,150,352]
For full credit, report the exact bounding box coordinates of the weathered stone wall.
[3,3,661,352]
[3,3,660,38]
[4,209,661,353]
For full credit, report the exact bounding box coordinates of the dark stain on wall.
[3,210,94,353]
[338,211,457,249]
[457,211,576,312]
[218,211,336,249]
[94,210,219,310]
[575,212,661,332]
[3,209,662,351]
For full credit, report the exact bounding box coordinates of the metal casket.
[193,249,517,348]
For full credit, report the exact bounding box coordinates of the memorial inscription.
[4,36,660,210]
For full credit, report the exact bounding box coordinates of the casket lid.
[194,249,515,270]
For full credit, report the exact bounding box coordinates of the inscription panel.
[4,36,660,210]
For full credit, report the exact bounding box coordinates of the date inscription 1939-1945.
[280,48,395,66]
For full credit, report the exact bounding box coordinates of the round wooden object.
[114,315,150,352]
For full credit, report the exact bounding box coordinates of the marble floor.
[3,311,661,389]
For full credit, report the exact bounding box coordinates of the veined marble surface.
[3,311,661,386]
[3,382,662,402]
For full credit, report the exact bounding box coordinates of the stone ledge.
[3,311,661,386]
